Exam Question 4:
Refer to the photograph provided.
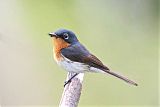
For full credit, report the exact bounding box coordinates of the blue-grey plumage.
[49,29,138,86]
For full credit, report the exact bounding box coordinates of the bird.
[48,29,138,87]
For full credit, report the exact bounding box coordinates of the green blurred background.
[0,0,159,107]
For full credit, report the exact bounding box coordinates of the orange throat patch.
[52,37,70,62]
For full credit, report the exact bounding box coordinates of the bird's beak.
[48,32,58,37]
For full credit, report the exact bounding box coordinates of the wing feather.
[61,42,109,71]
[61,42,138,86]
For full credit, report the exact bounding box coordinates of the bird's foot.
[63,73,79,87]
[64,79,72,87]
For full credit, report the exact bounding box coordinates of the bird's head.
[49,29,79,44]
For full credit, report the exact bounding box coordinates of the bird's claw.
[64,79,71,87]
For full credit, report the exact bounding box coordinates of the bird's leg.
[64,73,79,87]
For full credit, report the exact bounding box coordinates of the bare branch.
[59,73,84,107]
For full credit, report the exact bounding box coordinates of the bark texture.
[59,73,84,107]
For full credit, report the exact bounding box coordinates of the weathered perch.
[59,73,84,107]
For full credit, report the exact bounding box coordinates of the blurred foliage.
[0,0,158,107]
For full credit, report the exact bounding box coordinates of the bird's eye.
[63,33,69,39]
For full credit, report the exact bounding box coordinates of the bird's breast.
[52,37,70,62]
[57,56,89,73]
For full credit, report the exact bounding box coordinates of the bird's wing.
[61,42,110,71]
[61,42,138,86]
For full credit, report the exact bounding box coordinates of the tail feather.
[104,70,138,86]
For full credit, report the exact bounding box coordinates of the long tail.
[103,69,138,86]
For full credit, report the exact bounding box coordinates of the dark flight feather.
[61,42,138,86]
[61,42,109,71]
